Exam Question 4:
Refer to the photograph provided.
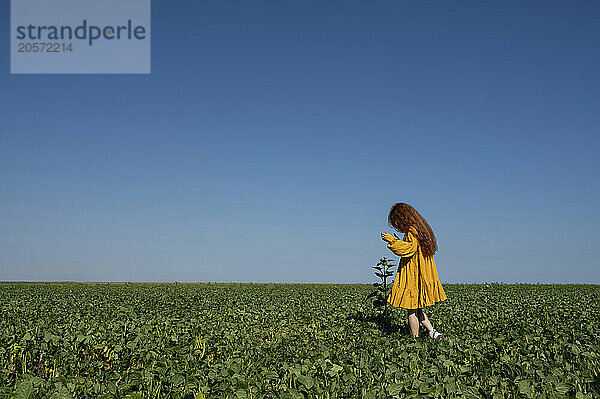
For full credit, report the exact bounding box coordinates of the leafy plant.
[1,282,600,398]
[366,257,397,330]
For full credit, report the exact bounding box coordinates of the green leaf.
[373,299,385,307]
[462,386,481,399]
[327,364,343,377]
[297,374,314,389]
[518,379,533,396]
[387,382,403,396]
[13,379,34,399]
[459,365,472,374]
[49,385,73,399]
[419,384,433,394]
[555,382,571,394]
[263,370,279,380]
[366,291,378,299]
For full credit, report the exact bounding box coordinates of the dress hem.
[387,280,447,309]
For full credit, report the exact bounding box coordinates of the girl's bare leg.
[408,308,435,337]
[416,308,434,333]
[407,310,420,337]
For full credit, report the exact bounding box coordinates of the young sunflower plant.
[366,257,397,329]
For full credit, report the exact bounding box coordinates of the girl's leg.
[407,310,420,337]
[416,308,434,333]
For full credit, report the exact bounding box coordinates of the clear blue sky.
[1,1,598,283]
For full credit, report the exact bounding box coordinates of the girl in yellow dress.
[381,203,447,339]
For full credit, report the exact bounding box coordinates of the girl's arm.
[386,232,418,257]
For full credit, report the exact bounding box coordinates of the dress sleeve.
[387,232,418,257]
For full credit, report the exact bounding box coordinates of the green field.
[1,282,599,398]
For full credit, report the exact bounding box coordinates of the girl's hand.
[381,231,395,243]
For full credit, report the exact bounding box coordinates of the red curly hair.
[387,203,438,257]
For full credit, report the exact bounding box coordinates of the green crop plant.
[1,282,599,398]
[366,257,397,332]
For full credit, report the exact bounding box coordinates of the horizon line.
[1,280,598,285]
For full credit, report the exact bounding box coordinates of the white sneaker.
[429,329,443,340]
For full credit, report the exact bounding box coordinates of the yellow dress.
[386,226,447,309]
